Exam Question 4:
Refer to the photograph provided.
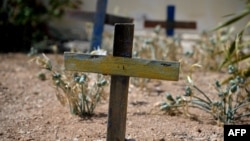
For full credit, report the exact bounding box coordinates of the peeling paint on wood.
[64,52,180,81]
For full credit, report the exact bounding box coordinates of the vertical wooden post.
[166,5,175,36]
[90,0,108,51]
[107,23,134,141]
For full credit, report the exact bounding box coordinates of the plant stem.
[234,112,250,120]
[233,101,250,112]
[191,100,211,111]
[192,95,211,106]
[193,85,213,103]
[188,105,217,119]
[81,84,86,113]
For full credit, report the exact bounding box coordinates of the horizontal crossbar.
[144,20,196,29]
[66,10,133,25]
[64,52,180,81]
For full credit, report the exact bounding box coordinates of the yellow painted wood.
[64,52,180,81]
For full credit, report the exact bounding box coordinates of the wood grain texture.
[64,52,180,81]
[107,24,134,141]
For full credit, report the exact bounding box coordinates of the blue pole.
[166,5,175,36]
[90,0,108,51]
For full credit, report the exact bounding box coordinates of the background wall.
[81,0,249,34]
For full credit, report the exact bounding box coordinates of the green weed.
[160,64,250,124]
[31,53,108,117]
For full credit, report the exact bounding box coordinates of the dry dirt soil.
[1,53,238,141]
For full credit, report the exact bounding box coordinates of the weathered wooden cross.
[64,23,180,141]
[144,5,197,36]
[67,0,133,51]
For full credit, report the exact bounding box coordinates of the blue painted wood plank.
[166,5,175,36]
[90,0,108,51]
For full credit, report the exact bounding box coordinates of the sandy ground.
[0,53,231,141]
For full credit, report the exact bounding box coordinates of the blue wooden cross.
[167,5,175,36]
[90,0,108,51]
[144,5,197,37]
[66,0,133,51]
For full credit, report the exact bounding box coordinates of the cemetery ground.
[1,53,230,141]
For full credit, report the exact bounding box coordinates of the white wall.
[82,0,249,34]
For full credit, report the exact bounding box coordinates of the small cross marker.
[144,5,196,36]
[64,23,180,141]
